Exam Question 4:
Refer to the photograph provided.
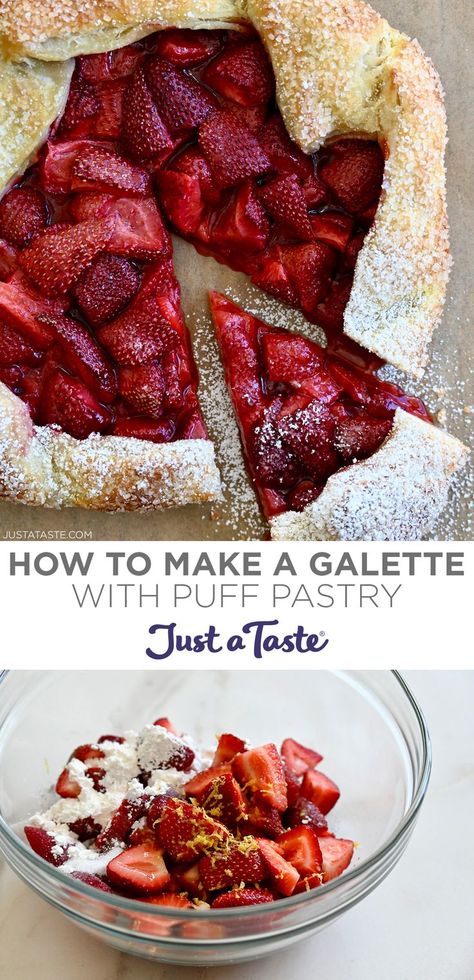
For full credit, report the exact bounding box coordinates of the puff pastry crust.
[0,383,221,510]
[270,409,468,541]
[0,0,457,521]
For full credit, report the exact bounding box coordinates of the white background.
[1,671,473,979]
[1,542,473,667]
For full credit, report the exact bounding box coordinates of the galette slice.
[209,293,467,541]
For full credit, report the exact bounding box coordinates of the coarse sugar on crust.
[0,384,221,511]
[270,409,468,541]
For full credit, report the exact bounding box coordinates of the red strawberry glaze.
[0,27,429,446]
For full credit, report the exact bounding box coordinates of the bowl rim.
[0,669,432,923]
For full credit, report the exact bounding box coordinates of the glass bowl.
[0,670,430,966]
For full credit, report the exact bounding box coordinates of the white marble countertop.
[1,671,474,980]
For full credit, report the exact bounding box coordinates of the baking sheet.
[0,0,472,541]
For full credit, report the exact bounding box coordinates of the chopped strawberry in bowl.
[0,676,430,963]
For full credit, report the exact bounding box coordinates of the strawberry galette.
[24,717,354,907]
[0,0,467,533]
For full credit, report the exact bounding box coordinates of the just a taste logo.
[145,619,329,661]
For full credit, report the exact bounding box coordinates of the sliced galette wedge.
[209,293,467,540]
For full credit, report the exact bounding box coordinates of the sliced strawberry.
[98,289,176,367]
[278,827,323,877]
[283,762,301,808]
[78,53,111,83]
[286,797,328,835]
[259,175,312,240]
[39,369,112,440]
[316,276,353,332]
[97,734,126,743]
[157,170,205,235]
[188,770,246,829]
[24,826,71,867]
[212,182,270,253]
[212,887,274,908]
[121,67,173,161]
[293,873,323,894]
[183,764,231,798]
[257,837,300,897]
[173,861,204,898]
[302,173,328,208]
[78,49,142,84]
[128,824,157,848]
[74,253,141,328]
[71,144,152,196]
[118,363,165,418]
[310,212,353,252]
[199,109,271,189]
[58,78,100,136]
[39,311,117,402]
[277,401,339,479]
[251,254,298,306]
[147,58,218,134]
[212,733,246,766]
[70,192,114,223]
[169,146,220,206]
[103,198,169,260]
[281,738,323,777]
[232,743,287,813]
[55,766,81,798]
[259,113,313,179]
[107,844,170,896]
[335,415,392,461]
[41,139,95,195]
[319,836,354,882]
[202,41,273,106]
[20,218,115,297]
[0,322,38,368]
[318,139,384,214]
[262,332,324,385]
[0,238,18,280]
[245,803,284,839]
[250,416,302,491]
[144,892,193,908]
[199,840,265,890]
[0,272,62,349]
[208,291,266,427]
[97,795,149,851]
[68,816,101,841]
[70,743,105,763]
[153,717,178,734]
[301,770,340,815]
[112,418,175,442]
[93,80,126,139]
[0,186,48,248]
[154,29,222,65]
[85,766,106,792]
[280,243,335,314]
[154,797,230,862]
[70,871,113,892]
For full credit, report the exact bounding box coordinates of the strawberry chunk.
[24,826,71,867]
[286,481,324,512]
[199,109,271,189]
[96,795,149,851]
[186,769,246,829]
[154,797,230,863]
[39,310,117,402]
[259,113,313,179]
[202,41,274,106]
[39,370,112,440]
[335,415,392,461]
[232,743,287,813]
[301,770,340,815]
[20,218,115,297]
[310,212,353,252]
[0,275,64,348]
[98,289,177,367]
[199,840,265,890]
[102,198,169,260]
[173,861,204,899]
[286,797,328,835]
[318,138,384,214]
[153,717,178,734]
[212,887,274,908]
[212,182,270,253]
[41,139,96,195]
[147,58,218,134]
[0,322,38,368]
[212,733,246,766]
[262,332,324,385]
[278,827,323,877]
[281,738,323,777]
[280,243,335,314]
[283,762,301,807]
[0,238,18,280]
[157,170,205,235]
[55,766,81,798]
[71,143,152,196]
[0,187,48,248]
[92,80,126,139]
[68,816,101,841]
[74,253,141,328]
[293,872,324,894]
[250,416,302,491]
[153,29,222,66]
[121,67,173,161]
[257,837,299,896]
[58,78,100,137]
[144,892,193,908]
[245,803,284,839]
[70,192,114,223]
[251,254,298,306]
[316,276,353,332]
[118,363,165,418]
[112,418,175,442]
[70,871,113,892]
[183,764,231,797]
[259,175,312,240]
[169,146,220,205]
[319,836,354,882]
[277,401,339,479]
[107,844,171,895]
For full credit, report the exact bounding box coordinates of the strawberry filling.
[24,718,355,909]
[0,26,422,449]
[210,293,430,518]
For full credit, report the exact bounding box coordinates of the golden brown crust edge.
[270,409,468,542]
[0,384,222,511]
